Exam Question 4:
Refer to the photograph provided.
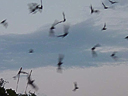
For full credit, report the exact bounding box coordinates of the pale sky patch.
[1,65,128,96]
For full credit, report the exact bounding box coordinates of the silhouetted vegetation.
[0,87,37,96]
[0,79,36,96]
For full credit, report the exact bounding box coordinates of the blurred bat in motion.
[57,54,64,73]
[125,36,128,39]
[91,44,101,57]
[102,2,109,9]
[109,0,118,4]
[90,5,100,14]
[73,82,79,91]
[25,70,38,93]
[28,0,43,14]
[0,19,8,28]
[49,12,66,37]
[102,23,107,30]
[111,51,118,60]
[28,3,39,14]
[13,67,28,92]
[29,49,34,53]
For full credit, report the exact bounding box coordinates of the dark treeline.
[0,87,37,96]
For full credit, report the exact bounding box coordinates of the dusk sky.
[1,0,128,96]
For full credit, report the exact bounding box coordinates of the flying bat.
[91,44,101,57]
[90,5,100,14]
[57,54,64,73]
[13,67,28,91]
[102,2,109,9]
[73,82,79,91]
[111,51,118,60]
[108,0,118,4]
[28,0,43,14]
[29,49,34,53]
[0,19,8,28]
[25,70,38,93]
[101,23,107,30]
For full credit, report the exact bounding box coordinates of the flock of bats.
[0,0,127,95]
[0,0,76,93]
[90,0,123,61]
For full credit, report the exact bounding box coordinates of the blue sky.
[1,0,128,96]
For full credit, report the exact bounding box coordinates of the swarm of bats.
[2,0,124,95]
[13,67,38,93]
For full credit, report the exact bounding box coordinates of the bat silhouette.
[25,70,38,93]
[73,82,79,91]
[49,12,66,37]
[28,0,43,14]
[108,0,118,4]
[62,12,66,22]
[57,54,64,73]
[90,5,100,14]
[0,19,8,28]
[101,23,107,30]
[91,44,100,51]
[13,67,28,92]
[125,36,128,39]
[91,44,100,57]
[28,3,39,14]
[111,51,118,60]
[59,12,66,22]
[29,49,34,53]
[102,2,109,9]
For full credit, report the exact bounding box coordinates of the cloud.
[0,16,127,70]
[0,0,128,70]
[1,1,128,95]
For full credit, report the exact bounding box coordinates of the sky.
[1,0,128,96]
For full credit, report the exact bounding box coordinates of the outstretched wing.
[109,0,118,4]
[1,19,6,23]
[90,5,94,13]
[52,20,62,27]
[28,3,39,13]
[102,2,106,8]
[62,12,66,22]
